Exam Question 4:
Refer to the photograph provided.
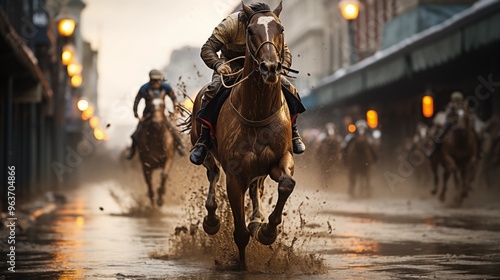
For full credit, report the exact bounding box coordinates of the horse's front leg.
[226,175,250,270]
[202,155,221,235]
[252,152,295,246]
[440,154,456,202]
[157,170,168,207]
[157,154,174,207]
[142,167,154,207]
[430,156,440,195]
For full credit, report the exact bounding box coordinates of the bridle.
[245,10,285,74]
[220,10,298,89]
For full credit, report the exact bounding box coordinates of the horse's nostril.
[276,62,282,73]
[259,62,268,74]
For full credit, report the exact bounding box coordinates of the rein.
[229,91,284,127]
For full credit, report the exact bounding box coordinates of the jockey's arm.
[133,88,144,118]
[201,34,225,71]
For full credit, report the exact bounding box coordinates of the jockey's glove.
[216,64,232,75]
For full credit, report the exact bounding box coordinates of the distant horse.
[137,91,176,207]
[407,123,432,185]
[188,2,295,269]
[430,108,478,204]
[479,115,500,188]
[316,123,343,187]
[344,124,377,198]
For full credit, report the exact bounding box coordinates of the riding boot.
[190,124,211,165]
[292,122,306,154]
[190,97,212,165]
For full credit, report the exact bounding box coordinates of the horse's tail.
[178,103,193,134]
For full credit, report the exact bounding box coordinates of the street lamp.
[67,60,82,76]
[339,0,360,65]
[57,18,76,37]
[70,74,83,88]
[61,44,75,65]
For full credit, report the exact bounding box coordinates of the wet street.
[2,156,500,280]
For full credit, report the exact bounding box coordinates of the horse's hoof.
[248,222,261,237]
[203,215,220,235]
[254,223,277,246]
[431,189,437,195]
[157,197,164,207]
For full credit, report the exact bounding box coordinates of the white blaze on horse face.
[152,98,162,110]
[257,16,276,51]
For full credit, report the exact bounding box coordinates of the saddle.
[197,78,305,137]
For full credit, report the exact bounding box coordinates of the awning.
[306,0,500,109]
[0,8,53,100]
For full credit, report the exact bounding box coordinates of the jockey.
[429,91,482,158]
[189,2,307,165]
[127,69,181,159]
[341,119,378,164]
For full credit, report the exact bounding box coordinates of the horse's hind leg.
[143,168,154,207]
[249,177,266,223]
[202,155,221,235]
[251,153,295,246]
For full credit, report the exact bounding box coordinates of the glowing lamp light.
[422,95,434,118]
[94,128,105,141]
[67,62,82,76]
[183,98,194,112]
[366,110,378,129]
[58,18,76,37]
[77,99,89,111]
[89,116,100,129]
[70,75,83,88]
[339,0,360,20]
[81,106,94,120]
[61,45,74,65]
[348,124,357,133]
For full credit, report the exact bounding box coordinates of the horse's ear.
[273,1,283,17]
[242,2,253,19]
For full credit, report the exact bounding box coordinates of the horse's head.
[149,97,166,125]
[453,108,470,132]
[242,2,284,84]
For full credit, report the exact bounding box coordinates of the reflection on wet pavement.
[1,176,500,279]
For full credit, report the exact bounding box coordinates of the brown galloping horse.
[137,91,176,207]
[431,108,478,204]
[189,2,295,269]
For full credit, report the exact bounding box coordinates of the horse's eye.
[280,26,284,34]
[247,27,254,36]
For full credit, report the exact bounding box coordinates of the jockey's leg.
[190,97,214,165]
[281,77,306,154]
[127,120,143,159]
[190,73,225,165]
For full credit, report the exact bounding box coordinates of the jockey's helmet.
[451,91,464,103]
[149,69,163,80]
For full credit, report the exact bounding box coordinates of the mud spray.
[150,178,328,275]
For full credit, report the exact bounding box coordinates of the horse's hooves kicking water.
[203,215,220,235]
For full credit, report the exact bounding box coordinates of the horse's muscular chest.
[219,123,290,167]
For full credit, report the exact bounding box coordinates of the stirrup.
[292,136,306,154]
[190,143,209,165]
